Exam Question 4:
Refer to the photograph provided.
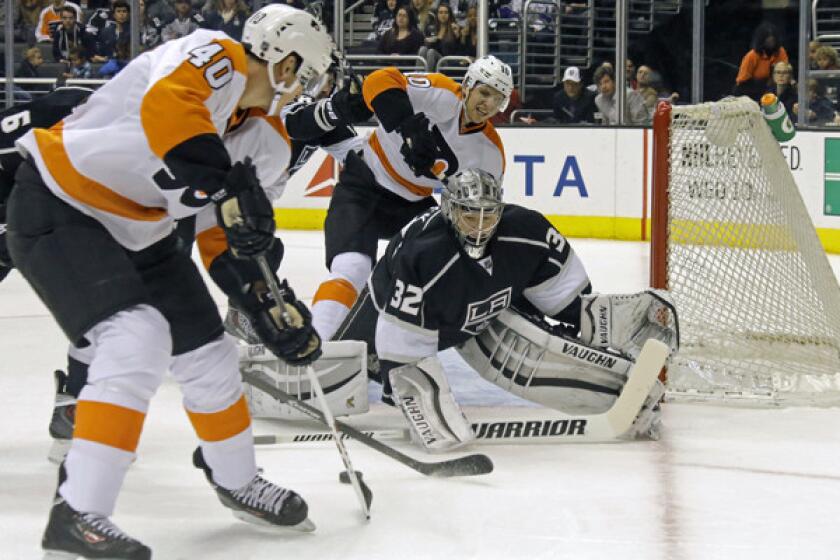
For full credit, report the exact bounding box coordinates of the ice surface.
[2,233,839,559]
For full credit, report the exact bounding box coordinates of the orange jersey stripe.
[482,123,506,173]
[363,67,408,111]
[34,124,167,222]
[313,278,358,308]
[74,400,146,453]
[196,225,228,271]
[369,131,433,197]
[141,39,247,159]
[187,395,251,442]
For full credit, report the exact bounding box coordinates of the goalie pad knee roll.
[457,309,635,415]
[580,289,679,360]
[239,340,368,419]
[389,357,475,453]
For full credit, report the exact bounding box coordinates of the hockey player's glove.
[329,88,373,125]
[244,279,323,366]
[398,112,438,179]
[215,158,276,258]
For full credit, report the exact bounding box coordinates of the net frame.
[650,97,840,405]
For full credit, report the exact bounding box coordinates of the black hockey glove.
[214,158,275,258]
[398,112,438,178]
[243,279,322,366]
[329,87,373,125]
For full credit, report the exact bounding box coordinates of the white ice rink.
[2,231,840,560]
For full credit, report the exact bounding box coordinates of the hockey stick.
[243,366,494,477]
[256,255,372,520]
[253,339,671,445]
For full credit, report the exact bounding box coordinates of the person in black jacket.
[552,66,597,124]
[52,6,94,62]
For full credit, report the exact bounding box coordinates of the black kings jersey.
[368,204,591,364]
[0,87,93,202]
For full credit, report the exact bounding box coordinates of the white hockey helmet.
[441,169,505,259]
[462,55,514,111]
[241,5,335,98]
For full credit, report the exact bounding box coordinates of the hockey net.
[651,97,840,405]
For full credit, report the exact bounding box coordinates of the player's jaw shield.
[441,169,504,259]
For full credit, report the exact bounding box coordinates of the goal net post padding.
[650,96,840,405]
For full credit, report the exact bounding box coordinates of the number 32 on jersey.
[390,279,422,316]
[188,43,232,89]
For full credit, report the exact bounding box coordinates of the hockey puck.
[339,471,363,484]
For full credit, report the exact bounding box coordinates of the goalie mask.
[241,5,335,101]
[463,55,514,112]
[441,169,504,259]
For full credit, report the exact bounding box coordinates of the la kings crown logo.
[461,287,512,335]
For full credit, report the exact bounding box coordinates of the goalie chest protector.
[368,204,585,351]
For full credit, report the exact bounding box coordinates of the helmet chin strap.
[267,62,300,116]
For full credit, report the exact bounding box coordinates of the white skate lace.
[231,476,291,515]
[80,513,132,541]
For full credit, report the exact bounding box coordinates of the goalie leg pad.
[389,357,475,453]
[457,309,632,415]
[580,289,679,360]
[240,340,369,419]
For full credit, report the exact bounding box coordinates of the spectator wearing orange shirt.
[36,0,82,42]
[734,22,788,102]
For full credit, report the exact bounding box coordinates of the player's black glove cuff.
[330,88,374,125]
[398,112,437,178]
[214,158,276,258]
[241,280,323,366]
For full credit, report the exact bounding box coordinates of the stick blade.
[421,453,494,477]
[339,470,373,517]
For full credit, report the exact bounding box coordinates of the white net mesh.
[662,97,840,405]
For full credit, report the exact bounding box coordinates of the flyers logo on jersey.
[462,287,512,335]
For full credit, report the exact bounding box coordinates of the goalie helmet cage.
[650,97,840,405]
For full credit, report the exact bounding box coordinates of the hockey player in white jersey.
[7,6,335,558]
[333,169,679,452]
[309,56,513,341]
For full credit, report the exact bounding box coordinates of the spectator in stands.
[15,0,46,44]
[96,0,130,60]
[98,39,130,78]
[162,0,202,42]
[279,0,306,8]
[36,0,82,42]
[377,6,424,56]
[626,58,638,90]
[552,66,597,124]
[52,6,93,62]
[372,0,402,41]
[794,79,836,126]
[456,3,478,60]
[17,47,44,88]
[809,40,822,70]
[593,65,647,125]
[146,0,175,25]
[202,0,250,41]
[136,0,165,50]
[769,61,796,117]
[62,45,92,79]
[410,0,435,35]
[636,65,678,120]
[734,22,788,102]
[418,2,460,72]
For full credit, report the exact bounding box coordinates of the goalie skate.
[192,447,315,532]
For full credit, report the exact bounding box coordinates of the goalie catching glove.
[214,158,276,258]
[240,279,322,366]
[580,289,679,360]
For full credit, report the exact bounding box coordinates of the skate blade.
[43,550,78,559]
[47,439,71,464]
[231,510,316,533]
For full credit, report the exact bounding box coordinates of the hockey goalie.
[240,168,678,452]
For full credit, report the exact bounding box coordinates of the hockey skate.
[42,464,151,560]
[48,370,76,464]
[192,447,315,532]
[625,379,665,440]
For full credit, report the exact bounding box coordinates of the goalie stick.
[253,339,671,445]
[256,255,372,520]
